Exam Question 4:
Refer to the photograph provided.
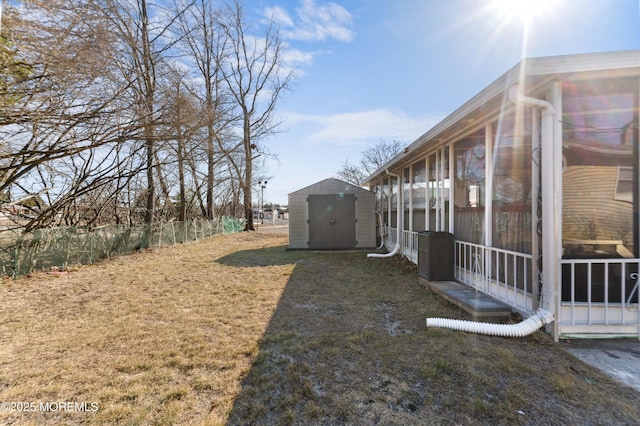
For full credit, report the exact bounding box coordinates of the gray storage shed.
[288,178,376,250]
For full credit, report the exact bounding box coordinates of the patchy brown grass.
[0,231,638,425]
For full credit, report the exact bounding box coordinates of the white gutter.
[508,85,557,320]
[368,169,401,258]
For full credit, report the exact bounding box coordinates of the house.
[288,178,376,250]
[364,50,640,340]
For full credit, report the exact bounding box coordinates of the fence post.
[90,230,94,264]
[12,242,17,280]
[61,230,69,271]
[171,222,177,246]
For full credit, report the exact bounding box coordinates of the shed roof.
[363,49,640,186]
[288,178,373,197]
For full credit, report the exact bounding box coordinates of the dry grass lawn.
[0,231,638,425]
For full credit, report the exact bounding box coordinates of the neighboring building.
[364,50,640,340]
[288,178,376,250]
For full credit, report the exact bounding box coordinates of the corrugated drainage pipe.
[426,309,554,337]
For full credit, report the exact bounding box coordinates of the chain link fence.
[0,217,246,279]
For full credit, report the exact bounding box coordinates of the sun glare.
[492,0,556,22]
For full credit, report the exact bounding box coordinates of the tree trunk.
[243,117,254,230]
[206,118,215,220]
[176,94,186,222]
[144,131,155,224]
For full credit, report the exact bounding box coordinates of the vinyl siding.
[563,165,634,251]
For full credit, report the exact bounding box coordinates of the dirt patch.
[0,232,638,425]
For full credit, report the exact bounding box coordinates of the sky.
[241,0,640,205]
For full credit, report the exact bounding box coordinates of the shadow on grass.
[221,245,640,425]
[215,244,299,268]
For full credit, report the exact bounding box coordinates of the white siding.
[355,195,376,248]
[288,192,309,249]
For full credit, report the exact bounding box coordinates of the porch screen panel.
[561,77,638,303]
[412,159,427,231]
[382,177,389,226]
[403,167,411,230]
[390,175,398,228]
[443,150,450,232]
[374,182,383,245]
[488,107,533,294]
[428,153,438,230]
[562,78,637,256]
[492,106,533,254]
[374,183,382,212]
[454,130,485,244]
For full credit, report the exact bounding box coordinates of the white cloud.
[264,0,355,42]
[282,47,316,68]
[264,6,294,27]
[286,109,445,146]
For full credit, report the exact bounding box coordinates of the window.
[614,166,633,203]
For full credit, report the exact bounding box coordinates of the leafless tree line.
[0,0,293,232]
[336,140,404,186]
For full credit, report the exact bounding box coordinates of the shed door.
[308,194,356,249]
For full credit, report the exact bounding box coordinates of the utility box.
[418,231,454,281]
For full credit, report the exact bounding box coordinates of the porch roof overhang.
[363,49,640,187]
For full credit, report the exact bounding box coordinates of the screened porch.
[370,71,640,339]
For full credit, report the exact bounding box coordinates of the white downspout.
[507,85,557,320]
[368,169,401,258]
[423,86,557,338]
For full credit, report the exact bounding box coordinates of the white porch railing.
[384,227,419,264]
[386,227,534,313]
[402,229,419,263]
[454,240,535,315]
[558,258,640,338]
[385,227,640,338]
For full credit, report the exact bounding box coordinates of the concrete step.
[419,278,512,317]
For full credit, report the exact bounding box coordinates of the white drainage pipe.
[368,239,400,258]
[368,170,401,259]
[426,309,554,337]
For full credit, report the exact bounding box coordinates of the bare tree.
[336,140,404,186]
[161,64,203,221]
[218,0,294,231]
[176,0,234,220]
[0,0,296,233]
[0,0,143,230]
[336,159,366,187]
[97,0,190,224]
